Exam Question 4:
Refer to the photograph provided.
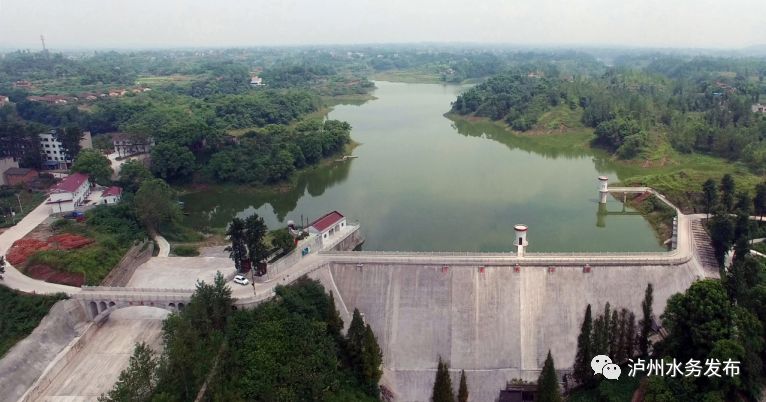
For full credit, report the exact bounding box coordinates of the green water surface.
[181,81,664,252]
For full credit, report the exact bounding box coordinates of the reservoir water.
[181,81,664,252]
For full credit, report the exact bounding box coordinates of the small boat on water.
[334,155,359,162]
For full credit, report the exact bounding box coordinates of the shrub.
[172,245,199,256]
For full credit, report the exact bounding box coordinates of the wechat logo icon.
[591,355,621,380]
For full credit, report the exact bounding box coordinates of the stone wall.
[100,240,154,287]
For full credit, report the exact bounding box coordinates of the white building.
[250,75,265,87]
[307,211,347,245]
[101,186,122,205]
[47,172,91,213]
[753,103,766,113]
[39,129,93,169]
[0,95,9,106]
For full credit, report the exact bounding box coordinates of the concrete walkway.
[154,235,170,257]
[0,202,79,295]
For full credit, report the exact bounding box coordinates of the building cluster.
[752,103,766,113]
[21,87,152,105]
[45,172,122,213]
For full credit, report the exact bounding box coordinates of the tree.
[347,308,366,369]
[709,213,735,267]
[754,183,766,220]
[702,178,717,217]
[660,280,733,361]
[537,351,562,402]
[243,214,269,274]
[118,159,151,193]
[431,356,455,402]
[225,217,247,273]
[98,342,158,402]
[573,304,594,385]
[720,174,735,212]
[457,370,468,402]
[133,178,180,234]
[60,125,83,160]
[639,283,654,357]
[326,292,344,341]
[71,148,113,185]
[150,142,195,181]
[361,323,383,396]
[271,228,296,256]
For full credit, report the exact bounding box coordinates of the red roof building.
[308,211,347,242]
[50,172,89,194]
[101,186,123,205]
[48,173,91,213]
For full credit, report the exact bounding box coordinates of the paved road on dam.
[1,186,724,305]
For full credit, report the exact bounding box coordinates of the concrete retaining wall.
[19,319,100,402]
[325,261,700,402]
[0,299,88,402]
[100,240,154,287]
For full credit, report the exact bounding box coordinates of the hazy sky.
[0,0,763,49]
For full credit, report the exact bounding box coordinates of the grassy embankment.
[450,105,763,213]
[0,285,67,357]
[0,189,47,228]
[24,205,147,285]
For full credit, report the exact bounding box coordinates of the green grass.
[172,244,200,257]
[24,205,146,285]
[0,285,67,357]
[0,190,47,228]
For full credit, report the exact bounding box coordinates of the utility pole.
[15,193,23,215]
[40,35,47,53]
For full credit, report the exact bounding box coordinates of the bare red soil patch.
[26,264,85,287]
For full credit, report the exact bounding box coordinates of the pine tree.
[608,309,620,358]
[347,308,366,369]
[703,178,718,218]
[98,342,157,402]
[754,182,766,220]
[537,351,562,402]
[615,309,629,362]
[431,356,455,402]
[720,174,735,212]
[639,283,654,356]
[361,323,383,396]
[326,292,344,341]
[457,370,468,402]
[573,304,594,385]
[625,312,636,359]
[226,217,248,273]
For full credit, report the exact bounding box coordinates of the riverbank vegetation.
[450,55,766,212]
[99,277,382,401]
[0,285,67,357]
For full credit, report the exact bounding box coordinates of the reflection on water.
[181,81,663,252]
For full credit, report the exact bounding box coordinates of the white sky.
[0,0,763,49]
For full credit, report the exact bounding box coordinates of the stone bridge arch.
[74,287,194,321]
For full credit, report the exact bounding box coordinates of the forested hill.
[452,57,766,169]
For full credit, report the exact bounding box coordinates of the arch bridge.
[73,287,195,321]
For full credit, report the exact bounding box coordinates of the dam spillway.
[311,259,701,401]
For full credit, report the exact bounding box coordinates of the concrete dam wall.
[321,261,700,401]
